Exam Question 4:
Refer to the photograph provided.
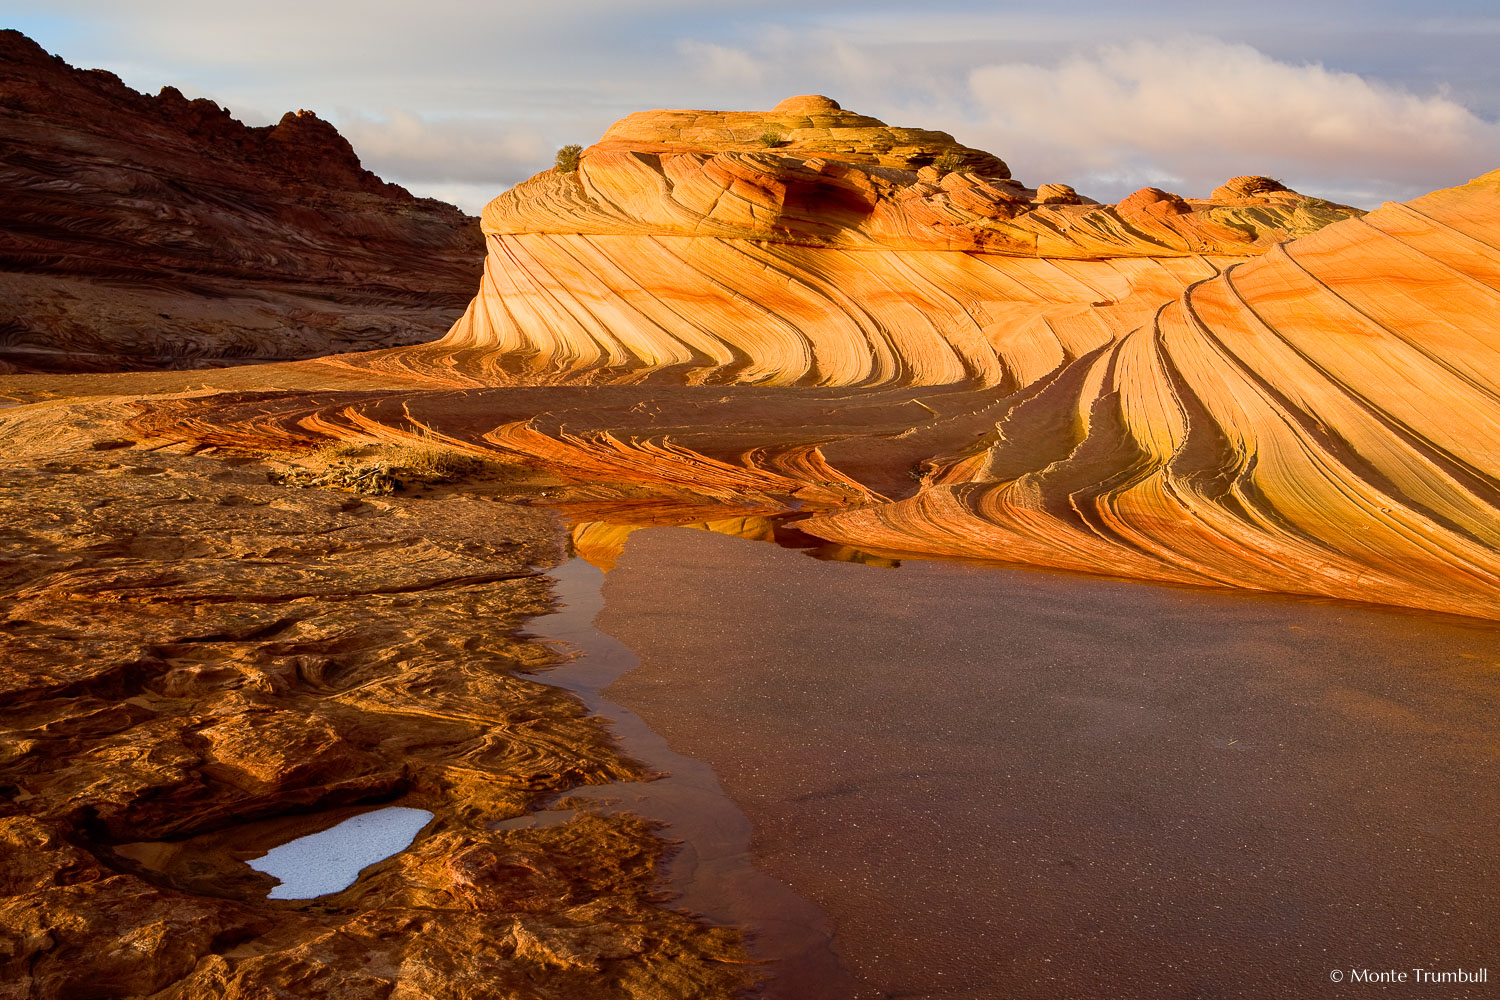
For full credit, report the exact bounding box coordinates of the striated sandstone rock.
[311,114,1495,619]
[93,94,1496,620]
[339,98,1357,390]
[800,170,1500,620]
[1034,182,1085,205]
[26,93,1489,622]
[2,83,1499,998]
[0,31,483,373]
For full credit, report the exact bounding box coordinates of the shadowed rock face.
[0,30,483,372]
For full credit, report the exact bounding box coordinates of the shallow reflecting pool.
[589,525,1500,999]
[247,806,433,899]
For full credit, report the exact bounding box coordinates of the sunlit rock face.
[359,97,1355,388]
[100,95,1498,621]
[0,30,483,372]
[802,171,1500,619]
[332,99,1499,620]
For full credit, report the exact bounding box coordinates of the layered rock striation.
[357,97,1356,388]
[802,171,1500,619]
[327,97,1500,620]
[0,31,483,372]
[9,92,1495,624]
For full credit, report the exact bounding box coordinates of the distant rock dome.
[773,94,841,114]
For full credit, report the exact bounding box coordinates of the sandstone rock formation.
[0,439,750,999]
[349,96,1355,388]
[1,82,1499,1000]
[801,170,1500,620]
[0,31,483,372]
[319,99,1495,620]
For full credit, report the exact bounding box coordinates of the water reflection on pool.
[248,806,433,899]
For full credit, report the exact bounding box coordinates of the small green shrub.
[555,144,583,173]
[758,131,785,148]
[932,152,971,175]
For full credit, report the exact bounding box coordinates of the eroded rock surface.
[1,81,1498,997]
[0,441,750,999]
[0,31,483,372]
[800,171,1500,619]
[337,97,1355,389]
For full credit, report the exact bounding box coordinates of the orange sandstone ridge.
[11,94,1500,622]
[801,172,1500,619]
[317,99,1499,618]
[346,97,1359,388]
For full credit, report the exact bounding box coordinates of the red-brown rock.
[0,30,483,372]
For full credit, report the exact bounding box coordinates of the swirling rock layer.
[344,101,1353,389]
[25,96,1489,620]
[0,31,483,372]
[0,84,1498,1000]
[802,171,1500,619]
[322,101,1498,621]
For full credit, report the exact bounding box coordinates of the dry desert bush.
[279,432,485,494]
[932,152,971,175]
[555,144,583,173]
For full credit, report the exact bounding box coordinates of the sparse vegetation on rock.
[758,131,785,148]
[274,433,486,494]
[932,152,971,175]
[555,143,583,173]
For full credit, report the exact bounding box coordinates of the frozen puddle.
[248,806,433,899]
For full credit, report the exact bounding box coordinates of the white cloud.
[336,110,547,195]
[677,40,764,88]
[963,37,1500,203]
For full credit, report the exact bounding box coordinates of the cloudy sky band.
[5,1,1498,212]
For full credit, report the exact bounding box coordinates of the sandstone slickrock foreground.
[0,431,749,999]
[0,31,483,372]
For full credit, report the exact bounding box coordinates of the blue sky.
[5,1,1499,212]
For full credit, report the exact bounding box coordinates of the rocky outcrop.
[0,30,483,372]
[1,83,1497,999]
[0,440,750,999]
[800,170,1500,619]
[347,96,1356,388]
[313,99,1496,620]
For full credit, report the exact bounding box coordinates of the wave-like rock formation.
[0,31,483,372]
[802,171,1500,619]
[19,94,1494,622]
[126,94,1485,620]
[346,97,1354,388]
[324,98,1500,620]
